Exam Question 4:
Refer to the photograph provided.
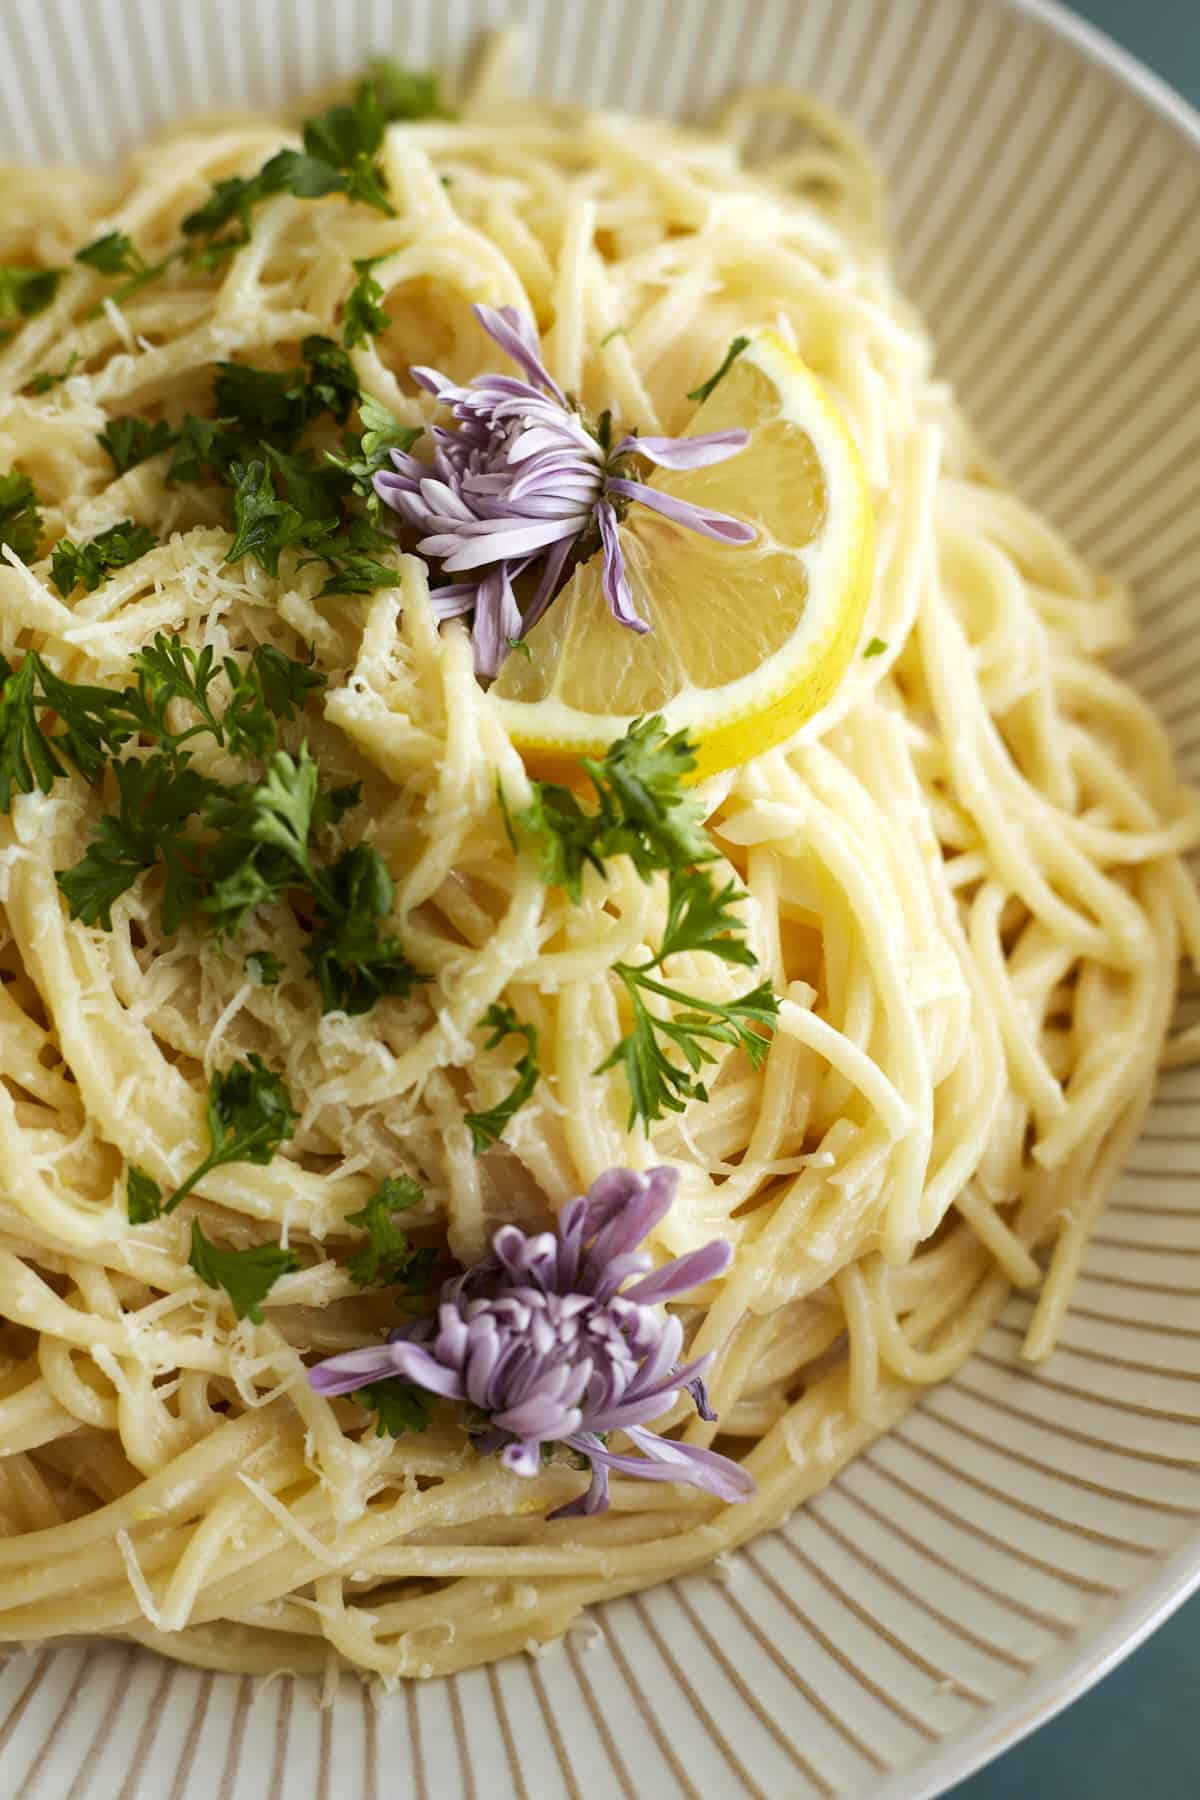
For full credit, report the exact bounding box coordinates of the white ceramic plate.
[2,2,1199,1795]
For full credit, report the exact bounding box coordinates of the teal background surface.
[951,3,1200,1794]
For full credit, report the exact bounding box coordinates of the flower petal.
[473,303,568,407]
[595,500,649,633]
[604,476,756,544]
[307,1345,402,1396]
[613,429,749,469]
[621,1238,733,1307]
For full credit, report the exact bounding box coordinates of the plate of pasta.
[1,0,1199,1796]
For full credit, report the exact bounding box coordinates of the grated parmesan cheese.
[116,1528,164,1630]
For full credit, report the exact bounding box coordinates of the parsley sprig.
[127,1054,296,1221]
[511,715,713,901]
[509,717,779,1129]
[342,257,391,349]
[50,521,157,595]
[597,868,778,1127]
[0,471,42,562]
[75,231,184,313]
[181,79,398,263]
[464,1004,541,1152]
[101,339,412,592]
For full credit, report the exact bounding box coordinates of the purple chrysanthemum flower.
[309,1166,755,1518]
[373,305,756,677]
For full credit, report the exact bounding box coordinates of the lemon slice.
[490,333,874,780]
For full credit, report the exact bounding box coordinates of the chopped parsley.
[75,231,182,311]
[352,1378,433,1438]
[342,257,391,350]
[50,521,157,595]
[225,458,337,576]
[863,636,888,659]
[0,471,43,562]
[97,416,176,477]
[181,79,397,261]
[687,336,750,405]
[126,1055,296,1222]
[362,58,454,123]
[326,394,422,525]
[188,1219,301,1323]
[0,265,63,321]
[0,655,67,812]
[510,715,713,900]
[464,1003,540,1151]
[245,949,284,986]
[56,752,216,932]
[0,631,415,1015]
[344,1175,428,1287]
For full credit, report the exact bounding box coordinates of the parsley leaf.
[126,1166,164,1225]
[593,868,775,1129]
[50,521,157,595]
[362,59,454,123]
[597,970,778,1129]
[56,753,213,931]
[317,549,403,596]
[863,636,888,659]
[327,394,421,523]
[165,414,244,485]
[188,1219,300,1322]
[305,843,427,1015]
[299,86,393,215]
[128,636,225,744]
[250,640,327,718]
[180,172,275,257]
[245,949,283,985]
[214,363,310,448]
[262,443,347,526]
[182,84,395,262]
[657,867,758,967]
[144,1055,295,1218]
[342,257,391,349]
[19,654,137,783]
[301,336,360,424]
[225,460,336,576]
[0,265,63,320]
[74,232,180,309]
[74,232,140,275]
[0,654,66,811]
[352,1378,433,1438]
[686,336,750,405]
[344,1174,425,1286]
[0,471,43,562]
[97,416,177,477]
[512,715,711,901]
[464,1003,540,1151]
